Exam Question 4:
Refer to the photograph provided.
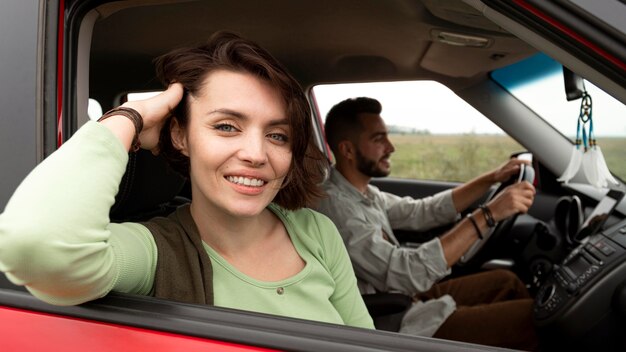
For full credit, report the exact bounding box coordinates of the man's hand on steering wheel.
[486,181,536,223]
[457,156,536,265]
[491,158,531,184]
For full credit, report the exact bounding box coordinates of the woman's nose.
[238,134,268,166]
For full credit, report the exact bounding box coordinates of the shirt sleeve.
[0,121,157,305]
[310,210,374,329]
[381,188,458,231]
[319,194,451,296]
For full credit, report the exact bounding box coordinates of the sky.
[312,77,626,137]
[312,81,504,134]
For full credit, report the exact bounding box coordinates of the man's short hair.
[324,97,382,153]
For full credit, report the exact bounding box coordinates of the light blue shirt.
[316,168,459,336]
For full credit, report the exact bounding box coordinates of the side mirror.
[563,66,585,101]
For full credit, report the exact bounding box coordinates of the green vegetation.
[388,133,626,183]
[595,137,626,182]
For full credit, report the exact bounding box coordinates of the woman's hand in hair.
[122,83,184,153]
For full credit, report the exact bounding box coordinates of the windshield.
[491,53,626,181]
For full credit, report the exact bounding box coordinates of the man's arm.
[383,189,458,232]
[441,180,535,266]
[318,195,450,296]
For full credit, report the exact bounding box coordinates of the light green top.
[207,204,372,326]
[0,121,373,329]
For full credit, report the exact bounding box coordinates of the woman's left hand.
[122,83,184,153]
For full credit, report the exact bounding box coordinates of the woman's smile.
[225,175,267,187]
[224,174,271,196]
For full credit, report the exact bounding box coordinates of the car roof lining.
[74,0,626,150]
[85,0,537,103]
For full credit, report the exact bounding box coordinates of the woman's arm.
[311,212,374,329]
[0,85,183,305]
[0,123,155,304]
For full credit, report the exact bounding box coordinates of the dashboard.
[516,189,626,351]
[533,217,626,350]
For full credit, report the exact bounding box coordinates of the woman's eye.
[268,133,289,143]
[215,123,238,132]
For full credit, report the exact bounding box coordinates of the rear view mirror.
[563,66,585,101]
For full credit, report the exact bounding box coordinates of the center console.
[534,218,626,349]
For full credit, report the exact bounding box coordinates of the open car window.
[313,81,523,182]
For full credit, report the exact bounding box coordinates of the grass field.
[388,134,626,183]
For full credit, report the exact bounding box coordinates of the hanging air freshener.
[557,91,618,188]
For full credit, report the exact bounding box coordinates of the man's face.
[354,113,395,177]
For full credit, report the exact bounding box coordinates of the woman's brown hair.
[154,31,327,210]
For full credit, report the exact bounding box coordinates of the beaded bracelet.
[466,212,484,240]
[97,107,143,152]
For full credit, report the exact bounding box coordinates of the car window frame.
[36,0,626,350]
[0,279,490,352]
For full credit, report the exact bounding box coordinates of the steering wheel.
[458,162,535,265]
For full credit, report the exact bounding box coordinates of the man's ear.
[337,140,355,161]
[170,118,189,156]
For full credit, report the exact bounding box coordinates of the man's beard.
[355,149,391,177]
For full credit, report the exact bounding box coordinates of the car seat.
[362,292,412,331]
[109,149,188,222]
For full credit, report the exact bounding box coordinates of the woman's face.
[172,69,292,218]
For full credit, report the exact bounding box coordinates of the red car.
[1,1,625,351]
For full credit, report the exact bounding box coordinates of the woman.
[0,32,373,328]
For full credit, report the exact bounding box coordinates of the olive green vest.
[142,204,214,305]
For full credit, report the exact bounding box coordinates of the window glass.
[88,92,162,121]
[491,53,626,180]
[87,98,103,120]
[312,81,522,182]
[127,91,162,101]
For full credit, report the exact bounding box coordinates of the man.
[316,97,538,350]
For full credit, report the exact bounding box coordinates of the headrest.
[110,149,187,222]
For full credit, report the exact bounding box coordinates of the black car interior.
[109,149,188,222]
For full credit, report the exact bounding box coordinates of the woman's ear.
[170,118,189,156]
